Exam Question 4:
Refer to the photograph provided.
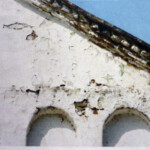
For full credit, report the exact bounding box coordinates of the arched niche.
[26,106,76,146]
[103,108,150,147]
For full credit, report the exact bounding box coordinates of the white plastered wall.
[0,0,150,146]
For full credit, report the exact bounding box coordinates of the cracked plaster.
[0,0,150,147]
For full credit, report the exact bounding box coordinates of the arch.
[26,106,76,146]
[103,108,150,147]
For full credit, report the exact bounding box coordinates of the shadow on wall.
[27,107,150,146]
[26,107,76,146]
[103,108,150,147]
[15,0,89,41]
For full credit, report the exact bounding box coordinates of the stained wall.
[0,0,150,146]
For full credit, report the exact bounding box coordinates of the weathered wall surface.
[0,0,150,146]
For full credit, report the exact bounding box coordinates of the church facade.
[0,0,150,147]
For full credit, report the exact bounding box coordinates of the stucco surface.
[0,0,150,147]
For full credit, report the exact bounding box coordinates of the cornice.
[21,0,150,72]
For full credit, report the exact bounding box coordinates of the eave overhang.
[18,0,150,73]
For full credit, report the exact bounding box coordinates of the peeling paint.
[3,22,33,30]
[1,0,150,147]
[26,30,38,40]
